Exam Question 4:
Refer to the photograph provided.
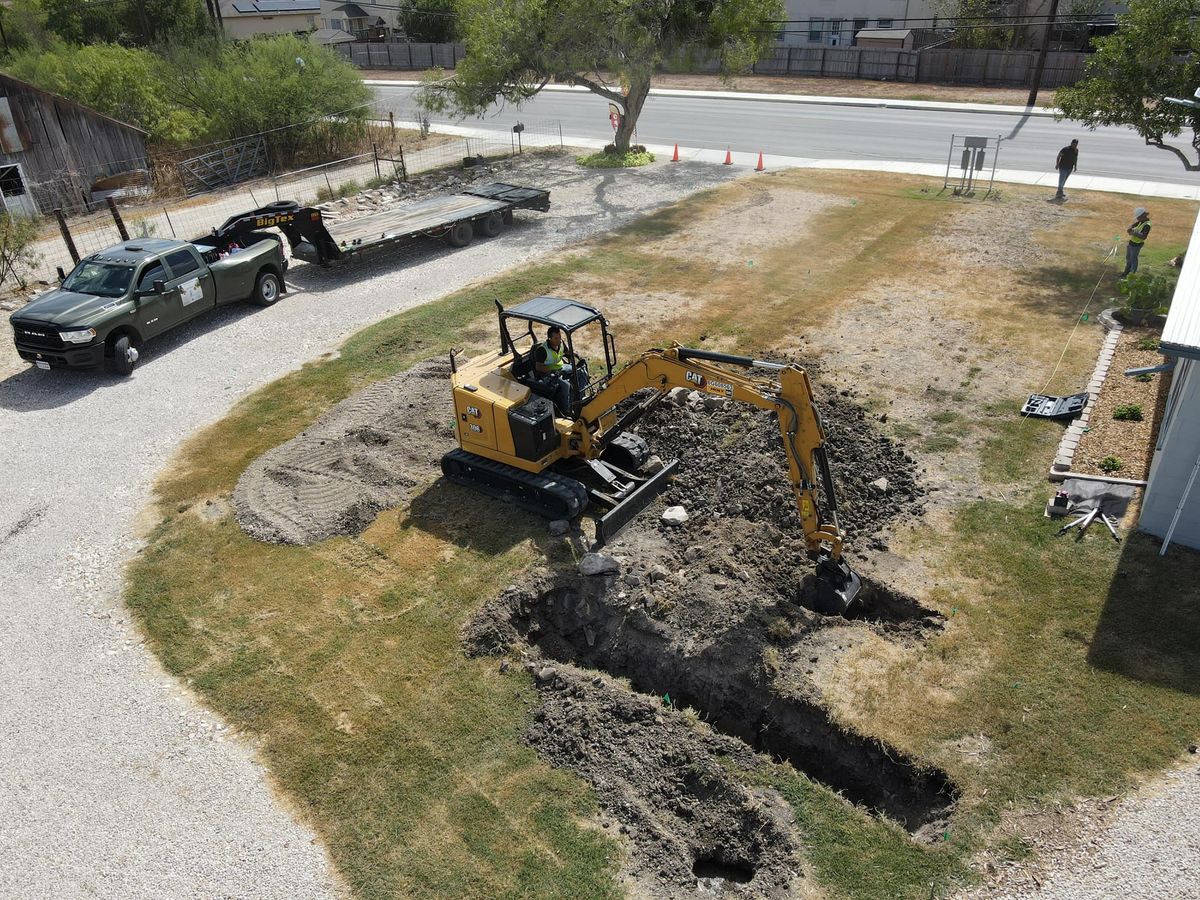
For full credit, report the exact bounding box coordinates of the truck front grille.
[12,325,64,349]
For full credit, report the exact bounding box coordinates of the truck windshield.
[62,261,134,297]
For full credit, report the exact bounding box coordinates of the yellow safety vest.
[539,342,564,372]
[1130,219,1151,244]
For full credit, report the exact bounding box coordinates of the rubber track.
[442,448,589,519]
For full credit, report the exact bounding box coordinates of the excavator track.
[441,448,589,519]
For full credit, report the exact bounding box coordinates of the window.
[877,17,894,28]
[829,18,843,45]
[808,17,823,42]
[63,261,133,298]
[137,262,166,293]
[164,249,199,279]
[0,165,26,196]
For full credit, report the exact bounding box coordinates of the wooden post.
[819,47,826,76]
[786,46,794,75]
[373,143,381,179]
[54,209,79,265]
[162,206,176,238]
[389,110,396,134]
[398,145,407,182]
[106,197,129,242]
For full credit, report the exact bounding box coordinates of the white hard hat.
[1134,206,1147,216]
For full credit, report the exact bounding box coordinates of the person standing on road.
[1122,207,1152,277]
[1054,139,1078,200]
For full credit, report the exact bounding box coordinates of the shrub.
[1135,373,1155,383]
[1099,456,1124,473]
[0,214,43,291]
[1113,404,1144,421]
[577,148,655,168]
[1118,271,1176,314]
[1136,336,1161,351]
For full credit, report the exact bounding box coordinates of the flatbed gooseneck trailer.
[214,183,551,267]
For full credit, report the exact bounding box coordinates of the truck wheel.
[475,212,504,238]
[447,221,474,248]
[109,335,138,377]
[252,270,282,306]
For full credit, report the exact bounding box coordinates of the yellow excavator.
[443,297,861,612]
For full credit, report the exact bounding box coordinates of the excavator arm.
[581,343,861,611]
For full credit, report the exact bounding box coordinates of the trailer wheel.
[475,211,504,238]
[264,200,299,212]
[252,270,282,306]
[447,221,474,248]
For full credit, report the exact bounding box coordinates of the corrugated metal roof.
[1161,211,1200,360]
[309,28,357,44]
[855,29,913,39]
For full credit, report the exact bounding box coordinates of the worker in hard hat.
[1122,207,1151,277]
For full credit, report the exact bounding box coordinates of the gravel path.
[959,753,1200,900]
[0,154,734,898]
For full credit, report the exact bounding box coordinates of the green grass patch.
[576,149,655,168]
[1113,404,1144,422]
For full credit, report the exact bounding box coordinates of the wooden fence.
[340,41,1089,89]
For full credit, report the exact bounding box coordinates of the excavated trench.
[508,579,958,832]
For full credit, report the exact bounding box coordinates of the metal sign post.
[942,134,1002,197]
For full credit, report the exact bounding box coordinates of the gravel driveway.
[0,154,735,898]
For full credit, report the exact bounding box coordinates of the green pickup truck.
[10,210,288,375]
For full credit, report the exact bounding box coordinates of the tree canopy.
[420,0,782,153]
[1056,0,1200,168]
[396,0,457,43]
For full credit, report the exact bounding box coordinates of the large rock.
[579,553,620,576]
[661,506,689,525]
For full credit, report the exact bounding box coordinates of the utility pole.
[1026,0,1061,108]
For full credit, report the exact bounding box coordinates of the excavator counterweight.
[444,296,862,614]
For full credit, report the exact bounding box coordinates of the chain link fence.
[4,118,563,294]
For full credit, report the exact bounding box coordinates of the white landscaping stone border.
[1050,318,1124,479]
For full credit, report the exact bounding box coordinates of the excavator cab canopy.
[496,297,618,414]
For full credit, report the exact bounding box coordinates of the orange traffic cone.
[723,148,733,165]
[671,143,680,162]
[755,151,765,172]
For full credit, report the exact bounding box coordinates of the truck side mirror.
[152,280,166,294]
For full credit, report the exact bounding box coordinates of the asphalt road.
[373,84,1199,185]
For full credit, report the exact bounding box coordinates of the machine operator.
[534,326,588,415]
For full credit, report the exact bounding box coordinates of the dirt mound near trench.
[233,357,457,545]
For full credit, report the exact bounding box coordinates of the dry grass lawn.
[126,169,1200,900]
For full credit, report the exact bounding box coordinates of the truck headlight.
[60,328,97,344]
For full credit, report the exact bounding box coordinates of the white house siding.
[781,1,937,45]
[1140,358,1200,550]
[221,12,315,38]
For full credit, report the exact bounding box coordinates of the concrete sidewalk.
[364,78,1061,118]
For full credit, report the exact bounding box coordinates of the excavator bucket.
[593,460,678,548]
[810,553,862,616]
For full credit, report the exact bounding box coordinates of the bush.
[1118,271,1176,314]
[1113,404,1144,421]
[1135,373,1155,383]
[577,148,655,168]
[1099,456,1124,473]
[0,214,43,291]
[1137,336,1161,351]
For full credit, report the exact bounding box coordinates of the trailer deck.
[327,194,508,247]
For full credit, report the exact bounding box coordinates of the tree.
[39,0,211,48]
[164,36,373,163]
[1056,0,1200,169]
[4,42,204,144]
[396,0,457,43]
[420,0,781,154]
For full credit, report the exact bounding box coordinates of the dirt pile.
[232,356,456,545]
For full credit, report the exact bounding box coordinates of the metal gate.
[176,136,269,196]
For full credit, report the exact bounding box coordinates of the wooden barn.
[0,72,149,217]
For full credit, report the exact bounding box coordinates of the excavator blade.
[594,459,678,548]
[810,553,862,616]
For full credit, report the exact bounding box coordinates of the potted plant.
[1117,271,1176,325]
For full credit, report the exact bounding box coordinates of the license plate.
[35,360,50,370]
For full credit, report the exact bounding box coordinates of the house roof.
[855,29,913,39]
[228,0,319,14]
[0,71,147,137]
[309,27,357,44]
[1161,211,1200,360]
[330,2,369,16]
